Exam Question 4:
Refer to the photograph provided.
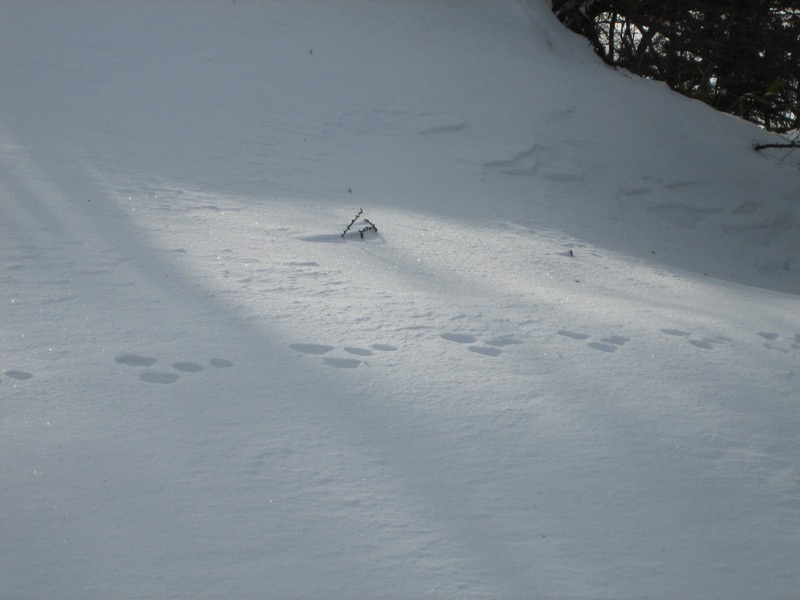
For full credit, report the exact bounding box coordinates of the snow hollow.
[1,1,798,598]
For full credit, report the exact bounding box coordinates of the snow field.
[1,1,799,598]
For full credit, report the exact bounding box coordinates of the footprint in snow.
[289,343,335,355]
[758,331,798,354]
[587,341,618,353]
[558,330,629,353]
[344,347,373,357]
[115,353,158,367]
[371,343,398,352]
[290,341,398,368]
[441,332,477,344]
[3,369,34,382]
[661,328,731,350]
[441,332,520,357]
[588,335,631,353]
[485,336,523,347]
[115,353,234,383]
[600,335,631,346]
[660,328,691,337]
[557,330,590,341]
[172,361,204,373]
[689,336,730,350]
[115,354,178,384]
[210,358,234,368]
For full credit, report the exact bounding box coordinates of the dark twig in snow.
[342,208,363,237]
[359,219,378,238]
[753,142,799,151]
[342,209,379,239]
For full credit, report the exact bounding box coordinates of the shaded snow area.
[2,1,799,598]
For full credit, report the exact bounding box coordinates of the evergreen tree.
[552,0,800,132]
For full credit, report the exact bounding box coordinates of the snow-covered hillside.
[2,1,798,598]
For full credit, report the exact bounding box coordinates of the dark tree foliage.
[552,0,800,132]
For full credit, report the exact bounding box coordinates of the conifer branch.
[753,142,800,151]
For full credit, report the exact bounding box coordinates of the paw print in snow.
[440,332,521,357]
[3,369,34,383]
[115,353,234,384]
[758,331,799,354]
[660,329,729,351]
[290,341,398,368]
[557,330,629,353]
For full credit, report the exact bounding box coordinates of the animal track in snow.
[485,336,523,347]
[440,333,477,344]
[290,341,398,368]
[660,329,733,351]
[484,143,547,177]
[558,330,630,353]
[557,330,591,341]
[344,347,373,357]
[209,358,234,368]
[3,369,34,381]
[689,338,729,350]
[600,335,631,346]
[115,353,234,384]
[115,353,158,367]
[587,341,618,353]
[441,332,522,358]
[468,345,503,357]
[663,329,799,353]
[289,343,335,355]
[660,328,691,337]
[758,331,799,353]
[484,142,582,183]
[172,361,204,373]
[323,357,361,369]
[371,343,397,352]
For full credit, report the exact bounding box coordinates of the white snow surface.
[2,1,799,598]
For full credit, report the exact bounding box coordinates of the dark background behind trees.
[551,0,799,133]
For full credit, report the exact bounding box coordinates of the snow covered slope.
[2,1,798,598]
